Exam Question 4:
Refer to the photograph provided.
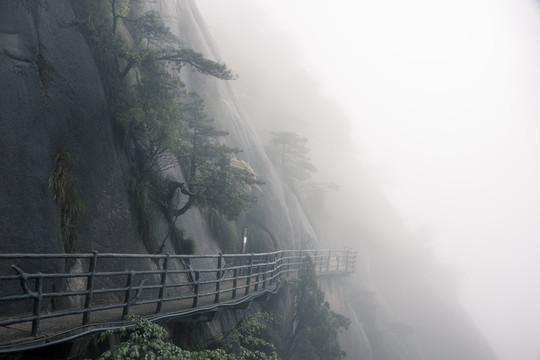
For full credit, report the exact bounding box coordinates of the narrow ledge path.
[0,249,357,353]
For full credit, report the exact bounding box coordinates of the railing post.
[123,271,135,318]
[278,253,283,280]
[0,248,359,341]
[193,271,200,308]
[254,262,260,292]
[268,253,274,285]
[274,253,280,283]
[156,255,169,313]
[270,253,277,285]
[232,267,238,299]
[326,250,331,272]
[262,254,270,289]
[215,254,223,303]
[245,254,254,295]
[286,252,291,278]
[31,275,43,336]
[287,252,291,275]
[296,250,303,275]
[314,250,319,274]
[83,250,98,325]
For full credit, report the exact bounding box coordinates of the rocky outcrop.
[0,2,500,359]
[0,0,159,314]
[0,0,146,256]
[136,0,319,251]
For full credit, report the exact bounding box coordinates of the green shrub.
[49,152,84,270]
[169,225,195,255]
[284,258,350,360]
[72,1,261,256]
[204,208,239,253]
[93,314,280,360]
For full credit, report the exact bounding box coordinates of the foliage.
[107,0,236,81]
[110,0,131,34]
[173,92,264,220]
[267,132,316,187]
[284,257,350,360]
[126,163,166,251]
[89,265,349,360]
[168,224,195,255]
[204,207,239,253]
[93,314,280,360]
[232,312,280,360]
[72,1,260,254]
[266,132,339,228]
[296,181,340,205]
[152,48,237,80]
[112,0,130,18]
[118,63,181,249]
[295,181,340,228]
[116,64,182,165]
[115,61,183,252]
[48,152,84,270]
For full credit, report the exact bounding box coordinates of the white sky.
[197,1,540,359]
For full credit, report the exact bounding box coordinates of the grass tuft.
[49,152,84,270]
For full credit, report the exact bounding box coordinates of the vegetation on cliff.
[71,0,262,254]
[90,258,348,360]
[92,314,278,360]
[48,151,84,269]
[266,132,339,233]
[283,257,350,360]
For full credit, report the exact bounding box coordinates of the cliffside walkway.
[0,249,356,353]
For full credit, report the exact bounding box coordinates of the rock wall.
[0,0,163,313]
[139,0,319,251]
[0,1,501,359]
[184,1,502,359]
[0,0,148,256]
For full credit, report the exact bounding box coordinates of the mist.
[196,1,540,359]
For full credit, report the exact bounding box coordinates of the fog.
[196,1,540,359]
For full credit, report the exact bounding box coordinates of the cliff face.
[2,0,132,255]
[0,0,316,325]
[367,254,499,360]
[0,0,144,256]
[135,0,319,251]
[0,1,499,359]
[182,2,500,359]
[0,0,313,260]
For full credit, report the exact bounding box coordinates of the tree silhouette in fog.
[267,132,316,187]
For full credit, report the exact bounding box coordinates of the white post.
[242,227,248,254]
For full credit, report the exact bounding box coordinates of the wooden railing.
[0,249,356,353]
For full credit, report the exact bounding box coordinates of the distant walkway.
[0,249,356,353]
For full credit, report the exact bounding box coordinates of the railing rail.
[0,249,356,352]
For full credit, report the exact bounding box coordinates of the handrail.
[0,249,356,353]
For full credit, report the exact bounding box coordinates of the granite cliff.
[0,1,499,359]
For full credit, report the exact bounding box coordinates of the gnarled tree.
[167,93,263,222]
